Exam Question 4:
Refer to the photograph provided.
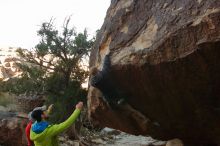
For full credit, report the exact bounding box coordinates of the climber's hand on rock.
[76,101,83,110]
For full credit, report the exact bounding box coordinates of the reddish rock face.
[88,0,220,145]
[0,113,28,146]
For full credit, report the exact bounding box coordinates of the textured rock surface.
[0,112,28,146]
[0,57,22,81]
[0,48,22,81]
[88,0,220,145]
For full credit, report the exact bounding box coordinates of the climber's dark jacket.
[90,54,118,103]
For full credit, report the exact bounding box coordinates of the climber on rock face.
[89,53,125,107]
[29,101,83,146]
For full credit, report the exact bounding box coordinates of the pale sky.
[0,0,110,49]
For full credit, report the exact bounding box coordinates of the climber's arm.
[102,54,111,74]
[47,102,83,136]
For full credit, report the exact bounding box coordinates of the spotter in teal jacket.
[30,108,81,146]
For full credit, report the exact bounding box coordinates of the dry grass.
[0,92,14,106]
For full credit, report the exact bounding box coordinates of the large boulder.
[88,0,220,145]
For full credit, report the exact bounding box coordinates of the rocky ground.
[0,93,167,146]
[59,128,166,146]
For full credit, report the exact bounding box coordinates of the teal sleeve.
[48,108,81,136]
